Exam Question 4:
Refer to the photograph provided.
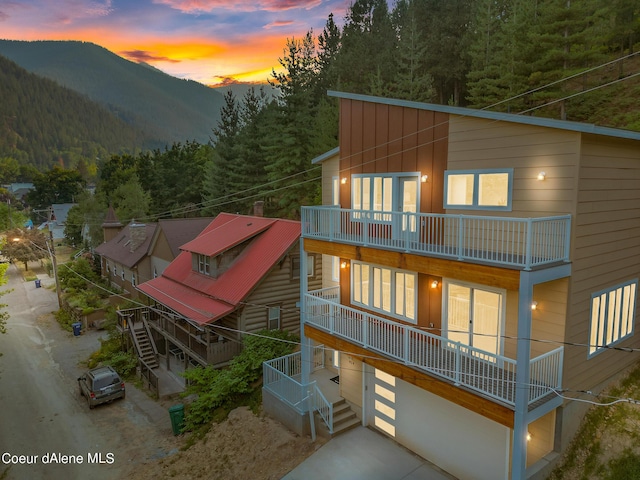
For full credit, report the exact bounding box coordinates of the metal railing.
[302,206,571,270]
[305,289,563,407]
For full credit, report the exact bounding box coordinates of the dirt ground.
[127,406,327,480]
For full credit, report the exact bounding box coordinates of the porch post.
[300,239,311,386]
[513,271,533,479]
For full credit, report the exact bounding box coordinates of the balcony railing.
[301,206,571,270]
[306,288,563,407]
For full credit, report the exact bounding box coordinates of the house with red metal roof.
[120,212,321,379]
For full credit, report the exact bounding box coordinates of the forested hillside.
[0,55,149,172]
[0,40,224,146]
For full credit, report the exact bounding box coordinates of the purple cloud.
[152,0,322,14]
[120,49,181,64]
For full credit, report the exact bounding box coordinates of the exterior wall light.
[537,172,546,181]
[431,280,439,288]
[340,261,348,269]
[531,301,538,311]
[341,177,347,185]
[421,175,429,183]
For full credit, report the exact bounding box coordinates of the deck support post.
[513,271,533,479]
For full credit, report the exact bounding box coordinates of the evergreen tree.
[266,33,322,218]
[336,0,396,94]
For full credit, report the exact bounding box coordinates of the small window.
[332,256,340,282]
[131,274,136,286]
[197,254,210,275]
[268,306,281,330]
[332,176,340,206]
[291,254,315,279]
[589,279,637,357]
[444,169,513,210]
[121,269,125,280]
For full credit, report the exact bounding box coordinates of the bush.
[180,329,299,432]
[55,309,75,332]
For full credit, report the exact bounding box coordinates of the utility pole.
[48,230,62,309]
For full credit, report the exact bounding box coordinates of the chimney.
[129,222,147,252]
[253,201,264,217]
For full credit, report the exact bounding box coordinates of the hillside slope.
[0,55,149,170]
[0,40,224,145]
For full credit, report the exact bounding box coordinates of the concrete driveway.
[283,426,457,480]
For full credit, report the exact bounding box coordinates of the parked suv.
[78,366,125,409]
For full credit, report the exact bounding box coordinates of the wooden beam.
[303,238,520,290]
[305,324,515,429]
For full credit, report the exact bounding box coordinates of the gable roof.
[94,221,157,268]
[137,213,301,326]
[155,217,214,258]
[328,90,640,142]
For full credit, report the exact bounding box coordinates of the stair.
[132,325,159,369]
[315,398,360,438]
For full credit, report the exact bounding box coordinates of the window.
[268,306,281,330]
[332,176,340,206]
[444,169,513,210]
[197,254,210,275]
[291,254,315,279]
[352,262,416,323]
[444,280,504,357]
[352,175,394,221]
[331,256,340,282]
[589,279,637,357]
[121,269,125,280]
[131,274,136,287]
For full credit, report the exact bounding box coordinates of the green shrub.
[180,329,299,432]
[54,309,75,332]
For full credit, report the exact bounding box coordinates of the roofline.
[327,90,640,142]
[311,146,340,165]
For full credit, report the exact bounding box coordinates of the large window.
[444,280,504,357]
[352,262,416,322]
[352,173,419,222]
[589,279,637,357]
[444,169,513,210]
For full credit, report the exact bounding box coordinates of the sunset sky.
[0,0,351,86]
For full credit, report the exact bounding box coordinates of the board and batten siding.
[338,98,448,214]
[240,252,322,335]
[563,134,640,393]
[446,116,580,217]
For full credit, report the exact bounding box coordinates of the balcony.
[301,206,571,270]
[305,288,563,408]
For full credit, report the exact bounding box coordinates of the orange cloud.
[153,0,322,14]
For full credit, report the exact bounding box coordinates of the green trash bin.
[168,404,185,435]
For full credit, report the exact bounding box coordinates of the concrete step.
[314,398,360,438]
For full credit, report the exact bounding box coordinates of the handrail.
[302,206,571,270]
[313,384,333,434]
[305,290,563,407]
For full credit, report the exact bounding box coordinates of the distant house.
[6,182,33,202]
[263,91,640,480]
[41,203,76,242]
[117,212,321,383]
[94,219,157,299]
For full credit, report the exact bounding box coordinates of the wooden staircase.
[315,398,360,438]
[131,324,158,369]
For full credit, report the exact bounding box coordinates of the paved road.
[0,263,178,480]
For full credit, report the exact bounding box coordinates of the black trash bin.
[169,404,185,435]
[72,322,82,336]
[35,279,41,288]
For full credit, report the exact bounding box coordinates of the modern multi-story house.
[263,91,640,479]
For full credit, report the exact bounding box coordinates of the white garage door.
[368,367,511,480]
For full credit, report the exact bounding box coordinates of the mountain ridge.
[0,40,225,145]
